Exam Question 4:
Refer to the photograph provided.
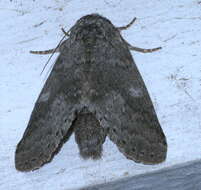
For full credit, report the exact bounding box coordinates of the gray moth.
[15,14,167,172]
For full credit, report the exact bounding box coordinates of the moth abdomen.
[73,109,106,160]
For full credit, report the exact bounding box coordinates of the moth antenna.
[61,27,70,36]
[43,56,56,79]
[40,35,66,76]
[117,17,136,31]
[30,27,71,77]
[40,27,71,76]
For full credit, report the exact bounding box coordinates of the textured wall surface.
[0,0,201,190]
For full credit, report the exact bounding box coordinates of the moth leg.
[128,43,162,53]
[73,108,106,160]
[30,45,61,75]
[30,33,69,55]
[30,26,71,55]
[117,17,136,31]
[125,39,162,53]
[30,37,69,75]
[30,39,66,55]
[30,48,58,55]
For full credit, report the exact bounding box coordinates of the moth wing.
[104,63,167,164]
[90,42,167,164]
[15,53,79,171]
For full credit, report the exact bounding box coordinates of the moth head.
[70,14,119,42]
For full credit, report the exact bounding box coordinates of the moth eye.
[122,140,126,145]
[31,158,37,162]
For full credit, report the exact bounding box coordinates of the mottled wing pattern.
[15,43,81,171]
[105,85,167,164]
[88,34,167,164]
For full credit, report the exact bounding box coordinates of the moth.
[15,14,167,172]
